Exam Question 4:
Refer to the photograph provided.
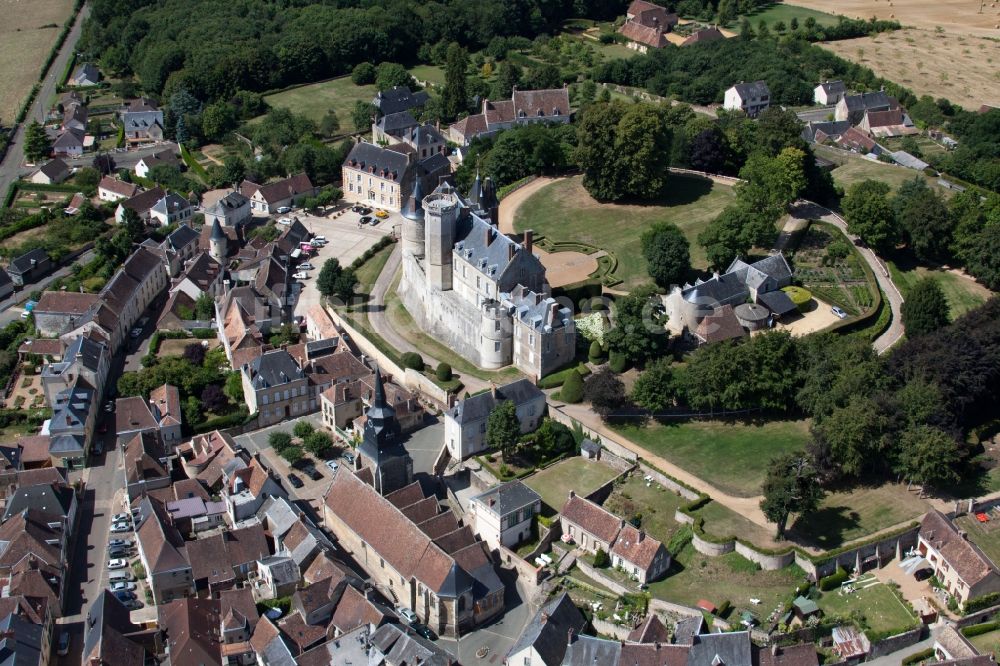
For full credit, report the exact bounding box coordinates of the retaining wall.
[691,532,735,557]
[954,605,1000,628]
[866,627,924,660]
[583,468,632,507]
[639,462,701,502]
[734,542,797,571]
[599,448,635,473]
[648,598,704,620]
[575,559,635,597]
[498,544,545,586]
[592,618,634,640]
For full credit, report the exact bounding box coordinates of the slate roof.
[72,62,100,84]
[34,158,69,182]
[448,378,543,424]
[758,289,798,316]
[512,88,570,118]
[507,286,574,332]
[377,110,419,133]
[246,349,305,388]
[731,80,770,100]
[472,480,541,517]
[83,591,145,666]
[921,510,997,587]
[120,187,166,214]
[816,80,846,96]
[802,120,851,143]
[405,123,447,148]
[688,630,753,666]
[840,91,897,112]
[562,634,622,666]
[342,142,409,181]
[372,86,430,116]
[560,494,622,544]
[507,592,585,666]
[163,223,201,253]
[151,192,192,217]
[122,110,163,133]
[205,191,249,217]
[8,249,48,276]
[2,484,74,523]
[52,128,84,149]
[369,623,454,666]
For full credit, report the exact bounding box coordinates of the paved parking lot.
[290,208,397,315]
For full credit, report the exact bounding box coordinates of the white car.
[312,235,326,242]
[276,206,292,214]
[112,513,131,523]
[107,558,128,570]
[292,272,309,280]
[298,262,314,271]
[277,217,291,225]
[396,607,418,624]
[111,522,131,533]
[831,306,848,319]
[109,581,137,592]
[325,460,339,471]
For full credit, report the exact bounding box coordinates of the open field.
[647,539,806,614]
[788,484,928,549]
[790,0,1000,38]
[955,514,1000,568]
[157,338,222,358]
[694,500,793,549]
[603,473,688,544]
[513,175,736,291]
[820,29,1000,110]
[887,260,993,320]
[523,457,621,513]
[613,419,811,498]
[408,65,445,87]
[261,77,377,129]
[969,628,1000,655]
[816,577,916,634]
[0,0,74,122]
[739,3,842,30]
[813,145,947,193]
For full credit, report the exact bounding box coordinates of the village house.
[115,186,166,223]
[240,349,315,426]
[171,251,224,301]
[98,176,139,202]
[62,104,88,133]
[469,480,542,551]
[724,81,771,117]
[7,249,52,287]
[222,457,287,523]
[83,591,151,665]
[341,141,450,213]
[32,291,99,337]
[122,431,171,501]
[323,469,505,637]
[69,62,101,86]
[618,0,678,52]
[814,80,847,105]
[448,88,571,146]
[681,26,725,46]
[504,592,585,666]
[560,491,625,555]
[41,334,109,408]
[372,86,430,117]
[610,523,671,584]
[239,173,315,215]
[917,510,1000,606]
[445,379,545,460]
[204,190,252,228]
[51,128,84,157]
[134,496,195,604]
[120,98,165,144]
[114,383,183,451]
[158,224,202,277]
[149,192,194,227]
[28,158,70,185]
[134,147,181,179]
[834,90,899,124]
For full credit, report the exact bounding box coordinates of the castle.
[398,175,576,378]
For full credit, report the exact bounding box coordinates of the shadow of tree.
[787,506,862,550]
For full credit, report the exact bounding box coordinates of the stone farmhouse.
[665,253,794,336]
[618,0,678,52]
[239,173,315,215]
[917,510,1000,606]
[324,468,505,637]
[399,179,576,378]
[444,379,545,460]
[448,88,571,146]
[469,479,542,551]
[834,90,899,124]
[724,80,771,117]
[120,98,164,145]
[560,491,671,584]
[814,80,847,105]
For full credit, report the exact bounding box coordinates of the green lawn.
[969,628,1000,655]
[353,243,396,300]
[693,501,791,549]
[787,484,928,550]
[736,3,841,31]
[955,515,1000,569]
[612,419,811,497]
[262,76,377,130]
[816,579,916,634]
[887,260,992,320]
[513,175,736,291]
[813,145,946,194]
[603,474,688,544]
[647,539,806,614]
[523,457,621,514]
[408,65,445,87]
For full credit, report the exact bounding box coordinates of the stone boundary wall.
[639,463,702,502]
[403,368,451,409]
[734,542,796,571]
[592,618,634,640]
[866,627,925,660]
[575,558,634,597]
[692,532,735,557]
[583,468,632,507]
[498,544,545,586]
[648,598,705,620]
[674,509,695,526]
[954,604,1000,628]
[599,448,635,473]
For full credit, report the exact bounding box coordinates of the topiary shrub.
[782,285,813,311]
[435,362,452,381]
[560,369,584,403]
[593,548,609,568]
[588,340,605,363]
[608,350,627,373]
[819,566,849,591]
[401,352,424,371]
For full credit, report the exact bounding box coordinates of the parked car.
[831,306,848,319]
[104,401,114,413]
[113,590,136,602]
[396,607,418,624]
[300,462,322,481]
[370,218,381,226]
[343,451,355,465]
[298,262,314,271]
[110,522,131,533]
[108,547,131,559]
[123,599,144,611]
[108,539,132,548]
[324,460,339,472]
[277,217,291,225]
[287,473,303,489]
[313,235,327,242]
[410,621,435,640]
[129,327,143,339]
[351,205,363,213]
[276,206,291,214]
[109,581,137,592]
[358,207,372,216]
[112,513,131,523]
[107,558,128,570]
[374,210,389,219]
[93,441,104,455]
[359,216,373,225]
[57,631,70,656]
[292,272,309,280]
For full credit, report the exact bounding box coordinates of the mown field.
[0,0,75,122]
[261,76,377,130]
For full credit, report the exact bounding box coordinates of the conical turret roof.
[402,178,425,221]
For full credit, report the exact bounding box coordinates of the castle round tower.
[209,218,227,262]
[479,301,512,369]
[401,178,426,258]
[423,190,459,291]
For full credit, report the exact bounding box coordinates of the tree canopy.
[641,222,691,289]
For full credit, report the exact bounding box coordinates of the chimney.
[490,381,497,398]
[771,644,779,656]
[569,490,576,499]
[485,226,493,247]
[638,529,645,542]
[508,243,515,261]
[524,229,533,254]
[567,628,575,646]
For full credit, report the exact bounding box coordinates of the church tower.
[357,367,413,495]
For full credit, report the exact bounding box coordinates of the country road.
[0,4,90,198]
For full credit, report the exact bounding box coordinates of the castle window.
[495,341,501,352]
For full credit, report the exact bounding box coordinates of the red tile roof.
[35,291,99,314]
[330,585,389,634]
[560,493,623,545]
[921,510,997,588]
[611,524,667,571]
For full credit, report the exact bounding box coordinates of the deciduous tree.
[605,286,668,365]
[841,180,898,252]
[24,122,50,163]
[584,368,627,418]
[760,452,824,538]
[442,43,469,120]
[641,222,690,288]
[901,277,949,337]
[486,399,520,462]
[630,358,674,413]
